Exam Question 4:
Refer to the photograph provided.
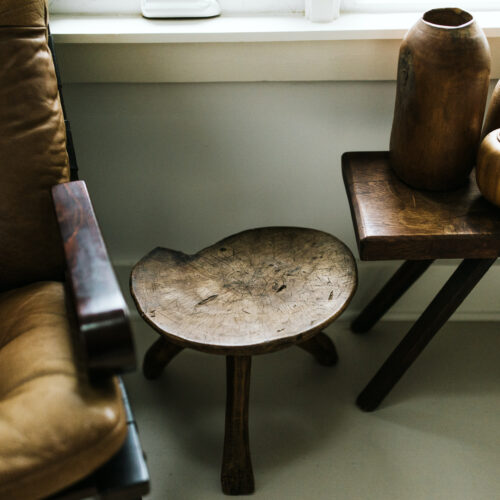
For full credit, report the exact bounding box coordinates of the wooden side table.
[342,151,500,412]
[130,227,357,494]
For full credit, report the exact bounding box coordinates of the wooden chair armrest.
[52,180,136,376]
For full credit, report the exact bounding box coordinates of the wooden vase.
[476,130,500,207]
[481,80,500,141]
[390,8,491,191]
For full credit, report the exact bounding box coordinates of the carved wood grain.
[52,180,136,375]
[342,151,500,260]
[131,227,357,355]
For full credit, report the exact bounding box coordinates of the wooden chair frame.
[39,31,150,499]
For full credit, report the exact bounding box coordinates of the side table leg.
[221,355,254,495]
[357,258,495,412]
[143,336,184,380]
[351,260,434,333]
[297,331,338,366]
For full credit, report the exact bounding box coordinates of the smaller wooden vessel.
[476,129,500,207]
[481,80,500,140]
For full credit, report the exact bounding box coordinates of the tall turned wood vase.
[390,8,491,191]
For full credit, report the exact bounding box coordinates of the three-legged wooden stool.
[130,227,357,495]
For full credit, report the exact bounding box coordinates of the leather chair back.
[0,0,70,292]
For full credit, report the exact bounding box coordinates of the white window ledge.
[50,12,500,83]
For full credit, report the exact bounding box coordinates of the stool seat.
[130,226,357,494]
[131,227,357,355]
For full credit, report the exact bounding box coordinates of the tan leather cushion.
[0,2,70,292]
[0,0,47,27]
[0,281,127,500]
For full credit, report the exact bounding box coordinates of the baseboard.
[114,260,500,322]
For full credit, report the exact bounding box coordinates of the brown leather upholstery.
[0,3,130,498]
[0,0,69,292]
[0,281,127,500]
[0,0,47,27]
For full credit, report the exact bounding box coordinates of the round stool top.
[131,227,357,355]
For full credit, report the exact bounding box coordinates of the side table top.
[130,227,357,355]
[342,151,500,260]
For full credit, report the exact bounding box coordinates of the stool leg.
[143,336,184,380]
[357,258,495,412]
[351,260,434,334]
[297,331,338,366]
[221,355,254,495]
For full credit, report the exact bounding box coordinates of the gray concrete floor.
[124,320,500,500]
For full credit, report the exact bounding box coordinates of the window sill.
[50,12,500,82]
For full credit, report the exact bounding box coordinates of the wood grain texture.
[342,151,500,260]
[221,356,254,495]
[357,258,495,411]
[131,227,357,355]
[389,8,490,191]
[52,180,136,375]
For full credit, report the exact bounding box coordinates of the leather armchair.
[0,1,149,498]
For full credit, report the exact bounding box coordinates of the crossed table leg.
[353,258,496,412]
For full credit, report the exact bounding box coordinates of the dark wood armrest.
[52,181,136,376]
